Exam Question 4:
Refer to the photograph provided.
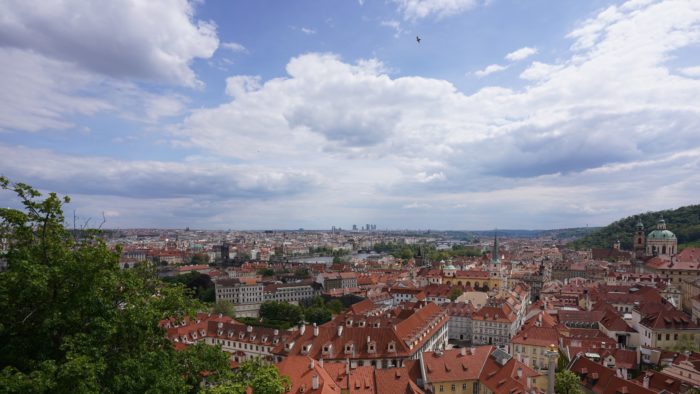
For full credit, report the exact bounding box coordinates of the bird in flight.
[416,36,421,43]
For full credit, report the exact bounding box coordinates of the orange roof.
[276,356,341,394]
[423,346,493,383]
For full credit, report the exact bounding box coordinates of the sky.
[1,0,700,230]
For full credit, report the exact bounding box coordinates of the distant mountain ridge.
[568,204,700,250]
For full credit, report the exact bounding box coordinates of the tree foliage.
[0,178,233,393]
[162,271,215,303]
[555,370,583,394]
[569,204,700,250]
[205,358,290,394]
[448,287,463,301]
[259,301,304,328]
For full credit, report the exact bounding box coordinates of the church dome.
[647,229,676,240]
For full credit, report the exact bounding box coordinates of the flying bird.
[416,36,421,43]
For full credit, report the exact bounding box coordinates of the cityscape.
[2,0,700,393]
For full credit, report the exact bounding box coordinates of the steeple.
[492,229,500,265]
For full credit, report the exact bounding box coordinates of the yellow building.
[442,269,502,290]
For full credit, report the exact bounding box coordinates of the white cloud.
[0,0,219,87]
[519,61,563,81]
[381,20,404,38]
[505,46,538,61]
[394,0,481,20]
[301,27,317,35]
[167,0,700,229]
[679,66,700,77]
[0,48,111,132]
[474,64,508,77]
[221,42,248,53]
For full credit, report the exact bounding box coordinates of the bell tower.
[633,218,645,260]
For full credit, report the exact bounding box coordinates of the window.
[462,383,467,391]
[667,334,670,341]
[658,334,662,341]
[451,384,455,391]
[439,384,444,392]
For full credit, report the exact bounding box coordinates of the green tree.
[448,287,463,301]
[555,370,583,394]
[305,307,332,325]
[205,359,290,394]
[327,299,343,314]
[213,301,236,318]
[259,301,304,326]
[190,252,210,265]
[257,268,275,277]
[0,178,232,393]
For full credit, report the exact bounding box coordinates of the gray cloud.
[0,0,219,86]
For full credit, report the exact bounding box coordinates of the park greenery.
[569,204,700,250]
[0,178,288,393]
[239,297,345,329]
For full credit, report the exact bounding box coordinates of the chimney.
[313,323,319,337]
[460,348,467,357]
[310,359,315,369]
[642,374,650,389]
[311,374,319,390]
[319,358,324,368]
[300,324,306,336]
[337,325,344,337]
[517,367,523,379]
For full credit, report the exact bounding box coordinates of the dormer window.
[323,344,333,354]
[359,320,366,327]
[239,332,245,339]
[302,344,313,354]
[368,341,376,353]
[200,329,206,337]
[228,330,234,338]
[388,342,396,352]
[273,338,279,344]
[345,343,354,354]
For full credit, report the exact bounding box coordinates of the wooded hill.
[568,204,700,250]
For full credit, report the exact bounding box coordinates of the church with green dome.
[643,216,678,259]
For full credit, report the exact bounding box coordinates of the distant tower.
[491,230,500,265]
[634,218,645,260]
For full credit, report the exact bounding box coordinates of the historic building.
[645,217,678,259]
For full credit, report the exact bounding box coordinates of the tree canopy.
[569,204,700,250]
[0,178,286,393]
[555,370,583,394]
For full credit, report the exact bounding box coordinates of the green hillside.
[568,204,700,250]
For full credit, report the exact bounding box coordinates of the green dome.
[647,229,676,240]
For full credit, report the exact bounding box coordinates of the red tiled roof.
[423,346,493,383]
[277,356,341,394]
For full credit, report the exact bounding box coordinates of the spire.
[636,218,644,230]
[492,229,500,265]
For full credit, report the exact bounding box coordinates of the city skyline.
[1,0,700,230]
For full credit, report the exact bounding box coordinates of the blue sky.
[1,0,700,230]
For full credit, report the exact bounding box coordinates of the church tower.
[491,230,500,265]
[634,218,645,260]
